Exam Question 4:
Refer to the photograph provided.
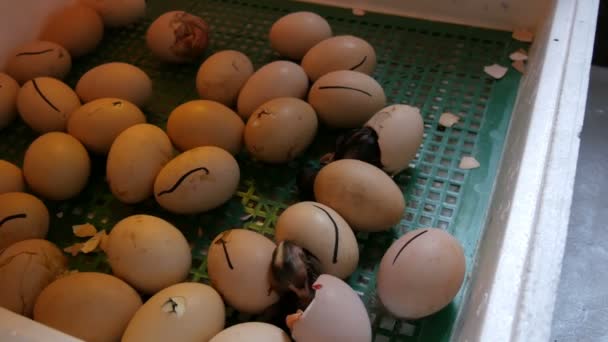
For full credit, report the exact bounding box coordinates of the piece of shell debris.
[512,29,534,42]
[439,112,460,128]
[512,60,526,74]
[63,243,84,256]
[459,156,480,170]
[240,214,253,221]
[161,297,186,317]
[509,49,528,61]
[352,8,366,16]
[484,64,508,79]
[72,223,97,237]
[99,230,110,252]
[80,230,106,253]
[255,221,264,226]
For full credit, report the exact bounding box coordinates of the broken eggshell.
[146,11,210,63]
[290,274,372,342]
[122,282,225,342]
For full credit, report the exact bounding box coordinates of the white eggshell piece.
[459,156,480,170]
[512,60,526,74]
[509,49,528,61]
[483,64,508,79]
[439,112,460,128]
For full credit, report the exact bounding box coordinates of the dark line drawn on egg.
[318,85,372,97]
[15,49,54,57]
[156,166,209,196]
[32,79,60,112]
[392,230,429,265]
[349,55,368,70]
[0,213,27,227]
[163,298,179,313]
[312,205,339,263]
[215,232,234,270]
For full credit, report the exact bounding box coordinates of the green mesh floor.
[0,1,528,341]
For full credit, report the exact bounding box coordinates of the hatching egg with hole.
[106,124,174,204]
[210,322,290,342]
[0,239,67,317]
[39,3,104,58]
[244,97,317,163]
[0,73,19,129]
[302,35,376,82]
[67,98,146,154]
[123,282,225,342]
[314,159,404,232]
[289,274,372,342]
[0,192,49,250]
[76,62,152,107]
[5,41,71,84]
[207,229,280,314]
[275,201,358,279]
[154,146,240,214]
[23,132,91,201]
[17,77,81,133]
[106,215,192,294]
[377,228,466,319]
[237,61,309,119]
[167,100,244,155]
[269,12,333,60]
[0,160,24,194]
[82,0,146,27]
[146,11,210,63]
[196,50,254,106]
[308,70,386,128]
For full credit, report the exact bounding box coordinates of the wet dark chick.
[333,126,382,167]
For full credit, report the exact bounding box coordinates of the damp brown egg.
[106,123,174,204]
[17,77,81,133]
[196,50,254,106]
[0,73,19,129]
[376,228,466,319]
[0,160,24,194]
[207,229,280,314]
[0,239,67,317]
[5,41,71,84]
[308,70,386,128]
[82,0,146,27]
[33,272,142,342]
[146,11,210,63]
[269,12,333,60]
[275,201,358,279]
[123,282,225,342]
[289,274,372,342]
[210,322,290,342]
[314,159,405,232]
[237,61,309,119]
[67,98,146,154]
[153,146,240,214]
[302,35,376,81]
[39,3,104,58]
[0,192,49,250]
[76,62,152,107]
[244,97,318,163]
[23,132,91,201]
[106,215,192,294]
[167,100,244,154]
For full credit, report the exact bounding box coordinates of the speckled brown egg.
[0,73,19,129]
[146,11,209,63]
[244,97,317,163]
[377,228,466,319]
[17,77,81,133]
[0,192,49,251]
[302,35,376,81]
[0,160,24,194]
[269,12,332,60]
[5,41,71,84]
[196,50,254,106]
[308,70,386,128]
[166,100,244,155]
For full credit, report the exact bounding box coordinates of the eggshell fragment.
[512,28,534,42]
[439,112,460,128]
[484,64,508,79]
[0,73,19,129]
[196,50,254,106]
[0,160,24,194]
[5,41,71,84]
[509,49,528,61]
[459,156,480,170]
[72,223,97,237]
[210,322,290,342]
[269,12,332,60]
[291,274,371,342]
[512,60,526,74]
[146,11,210,63]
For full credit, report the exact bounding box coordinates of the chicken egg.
[210,322,290,342]
[0,73,19,129]
[269,12,332,60]
[0,160,24,194]
[0,192,49,251]
[146,11,210,63]
[196,50,254,107]
[5,41,71,84]
[302,35,376,81]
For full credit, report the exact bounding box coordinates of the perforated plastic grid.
[0,0,527,341]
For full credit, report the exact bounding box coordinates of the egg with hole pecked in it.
[377,228,466,319]
[5,41,71,84]
[0,160,24,194]
[210,322,290,342]
[196,50,254,107]
[0,192,49,250]
[0,73,19,129]
[146,11,210,63]
[269,11,333,61]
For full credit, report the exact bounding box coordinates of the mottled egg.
[166,100,244,154]
[0,73,19,129]
[196,50,254,106]
[237,61,308,119]
[0,192,49,250]
[207,229,280,314]
[146,11,210,63]
[308,70,386,128]
[377,228,466,319]
[23,132,91,200]
[82,0,146,27]
[302,35,376,81]
[269,12,332,60]
[0,160,24,194]
[5,41,71,84]
[244,97,317,163]
[17,77,81,133]
[154,146,240,214]
[67,98,146,154]
[210,322,290,342]
[76,62,152,107]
